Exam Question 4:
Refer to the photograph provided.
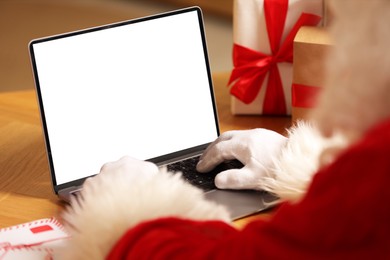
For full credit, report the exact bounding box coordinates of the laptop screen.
[30,8,219,186]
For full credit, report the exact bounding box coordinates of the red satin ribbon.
[229,0,322,114]
[291,83,322,108]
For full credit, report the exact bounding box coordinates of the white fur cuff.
[60,168,230,259]
[262,121,346,202]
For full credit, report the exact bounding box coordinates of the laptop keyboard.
[166,156,244,191]
[69,156,244,199]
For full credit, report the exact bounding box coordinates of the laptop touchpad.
[204,189,278,220]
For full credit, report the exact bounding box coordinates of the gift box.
[292,26,332,122]
[229,0,323,115]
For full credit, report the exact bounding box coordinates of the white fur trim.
[262,121,346,202]
[59,168,230,259]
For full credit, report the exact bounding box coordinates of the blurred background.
[0,0,233,92]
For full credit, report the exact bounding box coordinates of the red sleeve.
[107,217,243,259]
[108,119,390,259]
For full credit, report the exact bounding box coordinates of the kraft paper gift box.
[292,26,332,122]
[229,0,323,115]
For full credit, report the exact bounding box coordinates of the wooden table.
[0,73,291,228]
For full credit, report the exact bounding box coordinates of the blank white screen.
[32,10,218,185]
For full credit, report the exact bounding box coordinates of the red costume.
[107,118,390,259]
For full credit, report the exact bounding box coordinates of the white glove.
[80,156,160,201]
[196,129,287,190]
[98,156,159,180]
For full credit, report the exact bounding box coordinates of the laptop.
[29,7,278,220]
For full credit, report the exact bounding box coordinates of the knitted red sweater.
[108,118,390,259]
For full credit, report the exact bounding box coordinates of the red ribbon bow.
[228,0,322,114]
